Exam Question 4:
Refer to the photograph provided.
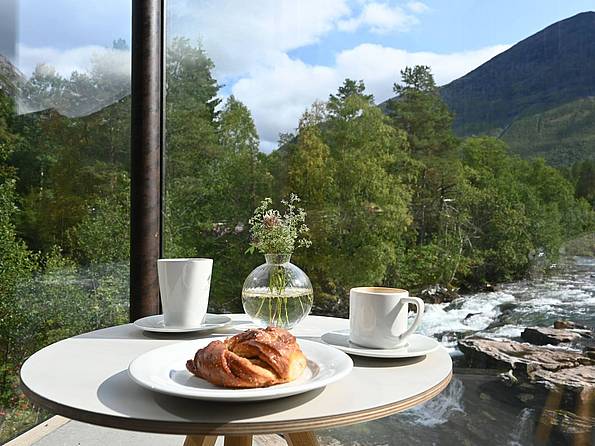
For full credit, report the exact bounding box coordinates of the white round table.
[21,315,452,446]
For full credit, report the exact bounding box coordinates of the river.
[322,256,594,446]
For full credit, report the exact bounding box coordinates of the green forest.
[0,39,593,440]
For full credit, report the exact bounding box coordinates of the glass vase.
[242,254,313,329]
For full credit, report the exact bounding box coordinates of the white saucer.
[133,314,232,333]
[320,330,440,358]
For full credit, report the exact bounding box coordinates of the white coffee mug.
[157,258,213,327]
[349,287,425,349]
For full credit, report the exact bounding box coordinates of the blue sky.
[4,0,594,149]
[289,1,595,63]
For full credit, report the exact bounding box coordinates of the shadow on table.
[351,355,426,368]
[97,370,323,425]
[290,336,427,368]
[76,318,254,341]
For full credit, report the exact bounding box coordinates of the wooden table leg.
[224,435,253,446]
[184,435,218,446]
[284,432,319,446]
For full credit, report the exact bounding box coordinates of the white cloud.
[232,43,511,150]
[17,43,130,79]
[16,44,130,116]
[338,2,419,34]
[335,43,512,98]
[231,55,338,147]
[406,1,430,14]
[168,0,351,79]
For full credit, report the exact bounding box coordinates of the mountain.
[438,11,595,165]
[0,51,129,118]
[0,54,25,96]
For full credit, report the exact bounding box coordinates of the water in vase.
[242,287,313,329]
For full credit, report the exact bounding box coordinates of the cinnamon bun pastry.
[186,326,307,388]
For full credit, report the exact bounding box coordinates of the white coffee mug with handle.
[157,258,213,328]
[349,287,425,349]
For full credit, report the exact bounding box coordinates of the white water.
[402,377,465,427]
[416,256,594,353]
[417,291,516,352]
[508,408,535,446]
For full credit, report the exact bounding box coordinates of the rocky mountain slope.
[437,12,595,165]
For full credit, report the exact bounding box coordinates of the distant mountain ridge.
[437,11,595,165]
[0,54,24,97]
[440,11,595,135]
[0,53,129,118]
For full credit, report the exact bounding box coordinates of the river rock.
[458,337,590,376]
[420,284,459,304]
[458,336,595,410]
[554,320,588,330]
[521,327,588,345]
[532,365,595,395]
[464,312,481,321]
[538,409,594,437]
[482,283,499,292]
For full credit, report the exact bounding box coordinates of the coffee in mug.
[349,287,424,349]
[157,258,213,327]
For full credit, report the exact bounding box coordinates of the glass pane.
[165,1,593,445]
[0,0,131,441]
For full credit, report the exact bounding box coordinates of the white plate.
[133,314,232,333]
[128,338,353,401]
[321,330,440,358]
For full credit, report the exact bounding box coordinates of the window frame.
[129,0,166,321]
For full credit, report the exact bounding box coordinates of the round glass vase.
[241,254,313,329]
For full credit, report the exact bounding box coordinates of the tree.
[389,65,456,156]
[19,64,66,114]
[288,101,334,206]
[218,95,271,220]
[327,79,373,119]
[570,160,595,207]
[164,38,223,255]
[287,80,413,294]
[388,66,461,254]
[0,92,35,407]
[67,172,130,264]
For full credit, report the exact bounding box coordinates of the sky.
[3,0,595,151]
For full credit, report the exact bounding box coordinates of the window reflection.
[0,0,131,441]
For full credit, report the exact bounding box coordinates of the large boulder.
[457,337,591,377]
[521,327,590,346]
[532,365,595,396]
[458,336,595,413]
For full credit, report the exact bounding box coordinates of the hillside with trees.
[435,12,595,166]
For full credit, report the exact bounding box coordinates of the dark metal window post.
[130,0,165,321]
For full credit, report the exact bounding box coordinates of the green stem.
[284,296,289,325]
[268,295,272,325]
[254,294,267,318]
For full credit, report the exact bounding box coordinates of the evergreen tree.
[164,38,223,256]
[389,65,456,156]
[218,95,271,221]
[388,66,463,259]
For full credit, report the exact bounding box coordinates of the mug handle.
[398,297,425,341]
